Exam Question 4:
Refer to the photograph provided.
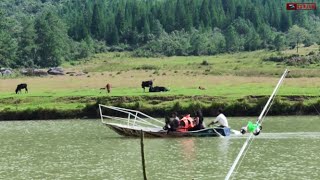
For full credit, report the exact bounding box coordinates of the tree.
[0,31,17,67]
[106,22,119,45]
[212,28,226,53]
[245,30,262,51]
[225,25,240,52]
[175,0,186,30]
[287,25,310,53]
[17,18,37,67]
[274,34,286,51]
[199,0,210,28]
[280,12,291,32]
[258,24,275,48]
[293,11,308,28]
[91,2,105,40]
[222,0,236,21]
[152,20,165,38]
[35,12,69,67]
[0,11,17,67]
[115,10,125,35]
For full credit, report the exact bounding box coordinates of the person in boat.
[207,108,229,128]
[176,113,195,132]
[240,121,262,136]
[189,109,205,131]
[163,112,180,131]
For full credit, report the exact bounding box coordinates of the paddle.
[211,128,224,138]
[207,123,224,138]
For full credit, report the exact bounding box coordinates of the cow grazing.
[141,80,153,92]
[16,83,28,94]
[149,86,169,92]
[106,83,111,93]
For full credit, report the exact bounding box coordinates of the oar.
[208,124,224,138]
[211,127,224,138]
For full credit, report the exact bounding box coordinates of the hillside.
[0,0,320,68]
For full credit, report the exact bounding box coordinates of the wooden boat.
[105,122,231,138]
[99,105,234,138]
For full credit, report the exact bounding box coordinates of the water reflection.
[217,137,231,157]
[178,138,196,161]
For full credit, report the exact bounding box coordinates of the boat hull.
[105,123,231,138]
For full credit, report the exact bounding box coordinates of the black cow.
[15,83,28,94]
[141,80,153,92]
[149,86,169,92]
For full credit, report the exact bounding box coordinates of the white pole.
[225,134,253,180]
[225,69,289,180]
[256,69,289,124]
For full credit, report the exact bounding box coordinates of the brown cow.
[106,83,111,93]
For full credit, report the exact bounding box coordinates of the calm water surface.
[0,116,319,180]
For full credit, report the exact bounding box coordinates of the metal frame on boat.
[99,105,231,137]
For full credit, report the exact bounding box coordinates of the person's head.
[172,112,178,117]
[217,108,223,115]
[195,109,203,117]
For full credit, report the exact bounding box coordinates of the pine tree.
[35,11,69,67]
[152,20,165,38]
[91,2,105,40]
[17,18,37,67]
[175,0,186,30]
[222,0,236,21]
[280,12,291,32]
[115,10,125,35]
[200,0,210,28]
[0,11,17,67]
[225,25,240,52]
[274,34,286,51]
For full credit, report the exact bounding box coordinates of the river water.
[0,116,319,180]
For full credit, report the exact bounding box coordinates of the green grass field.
[1,46,319,114]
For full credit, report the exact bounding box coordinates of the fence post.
[140,130,147,180]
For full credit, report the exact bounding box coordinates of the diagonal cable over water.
[225,69,289,180]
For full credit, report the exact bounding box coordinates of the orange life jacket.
[176,114,195,132]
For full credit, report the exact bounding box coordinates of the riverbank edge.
[0,95,319,120]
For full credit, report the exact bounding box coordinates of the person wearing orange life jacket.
[176,114,195,132]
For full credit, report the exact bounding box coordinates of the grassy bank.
[1,48,319,120]
[1,95,319,120]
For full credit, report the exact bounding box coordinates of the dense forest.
[0,0,319,68]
